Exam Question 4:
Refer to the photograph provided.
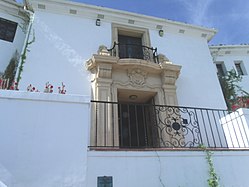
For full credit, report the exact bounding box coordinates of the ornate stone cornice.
[86,54,181,84]
[85,54,118,72]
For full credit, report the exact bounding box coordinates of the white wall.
[0,12,27,73]
[19,11,112,95]
[87,150,249,187]
[0,90,90,187]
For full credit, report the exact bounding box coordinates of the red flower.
[231,105,239,111]
[247,99,249,104]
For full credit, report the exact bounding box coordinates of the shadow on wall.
[0,164,12,187]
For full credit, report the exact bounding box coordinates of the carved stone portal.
[86,53,181,147]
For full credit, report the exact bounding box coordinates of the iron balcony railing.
[108,42,159,64]
[90,100,249,149]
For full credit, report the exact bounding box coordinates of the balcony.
[90,100,249,150]
[107,42,159,64]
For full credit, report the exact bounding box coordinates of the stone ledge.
[0,90,90,104]
[87,148,249,157]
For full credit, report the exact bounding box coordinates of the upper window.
[0,17,18,42]
[215,62,226,77]
[118,34,143,59]
[112,23,151,60]
[234,61,246,76]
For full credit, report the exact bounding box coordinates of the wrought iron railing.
[90,100,249,149]
[108,42,159,64]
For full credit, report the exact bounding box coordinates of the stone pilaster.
[161,64,181,105]
[87,55,119,147]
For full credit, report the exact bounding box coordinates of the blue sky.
[17,0,249,45]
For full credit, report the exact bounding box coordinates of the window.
[216,63,226,76]
[112,23,151,59]
[118,35,143,59]
[97,176,113,187]
[234,61,245,75]
[0,17,18,42]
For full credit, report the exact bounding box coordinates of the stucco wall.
[19,11,110,96]
[0,91,90,187]
[0,12,27,73]
[87,150,249,187]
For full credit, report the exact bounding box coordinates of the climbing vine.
[206,150,219,187]
[199,145,219,187]
[15,1,35,84]
[16,30,35,83]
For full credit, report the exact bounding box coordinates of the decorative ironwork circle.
[172,122,181,131]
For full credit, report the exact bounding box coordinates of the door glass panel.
[118,35,143,59]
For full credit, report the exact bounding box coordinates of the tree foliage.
[3,51,19,89]
[218,69,249,110]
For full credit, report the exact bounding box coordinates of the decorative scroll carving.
[158,53,172,64]
[97,45,110,56]
[128,69,148,87]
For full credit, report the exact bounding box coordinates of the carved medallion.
[128,69,147,87]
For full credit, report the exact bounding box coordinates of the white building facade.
[0,0,249,187]
[16,0,226,109]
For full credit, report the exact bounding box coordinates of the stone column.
[95,64,114,147]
